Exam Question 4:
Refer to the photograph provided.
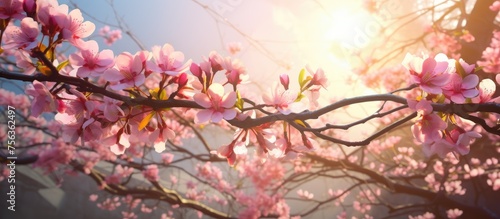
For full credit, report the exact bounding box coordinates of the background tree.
[0,0,499,219]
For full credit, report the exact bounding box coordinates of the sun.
[325,8,373,44]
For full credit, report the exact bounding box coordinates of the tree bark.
[460,0,497,64]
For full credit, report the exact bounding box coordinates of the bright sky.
[61,0,381,94]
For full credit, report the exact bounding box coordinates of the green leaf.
[235,91,244,110]
[298,68,306,88]
[455,60,466,78]
[57,60,69,71]
[138,112,155,131]
[294,119,306,127]
[474,66,483,73]
[296,93,305,102]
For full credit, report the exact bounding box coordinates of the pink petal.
[211,111,224,123]
[421,84,442,94]
[233,142,247,155]
[431,73,450,86]
[221,91,236,108]
[479,79,496,97]
[131,55,144,74]
[450,94,465,104]
[193,93,212,108]
[196,109,212,123]
[416,100,433,115]
[207,83,224,100]
[79,21,95,38]
[462,89,479,98]
[459,58,475,73]
[421,57,437,75]
[222,108,237,120]
[162,128,175,140]
[69,53,85,66]
[461,74,479,89]
[97,50,115,66]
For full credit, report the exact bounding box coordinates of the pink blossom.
[23,0,36,16]
[3,17,39,50]
[25,80,57,117]
[89,194,98,202]
[97,197,121,210]
[460,32,475,43]
[148,127,175,153]
[37,0,69,36]
[102,133,131,155]
[487,172,500,190]
[60,88,95,119]
[161,153,174,164]
[56,113,102,144]
[472,79,497,103]
[0,0,24,19]
[279,74,290,90]
[62,9,95,47]
[263,83,305,115]
[55,89,102,143]
[142,165,159,182]
[98,97,124,122]
[214,141,238,165]
[409,212,435,219]
[297,189,314,199]
[353,201,371,213]
[402,53,451,94]
[146,43,191,76]
[490,1,500,11]
[193,83,237,123]
[98,25,122,46]
[33,139,75,173]
[442,73,479,103]
[423,128,481,158]
[104,52,146,90]
[226,42,242,55]
[422,138,453,158]
[427,32,461,57]
[409,99,447,144]
[306,65,329,89]
[14,50,35,74]
[69,40,115,78]
[446,209,463,219]
[444,128,482,155]
[458,58,475,74]
[219,56,248,88]
[105,165,134,184]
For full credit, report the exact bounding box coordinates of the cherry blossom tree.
[0,0,499,219]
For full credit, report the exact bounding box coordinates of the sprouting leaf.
[299,68,306,87]
[296,93,305,102]
[149,88,167,100]
[295,119,306,127]
[455,60,466,78]
[57,60,69,71]
[235,91,244,110]
[138,111,155,131]
[474,65,483,72]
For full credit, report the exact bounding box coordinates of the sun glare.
[325,8,371,43]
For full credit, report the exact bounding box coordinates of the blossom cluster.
[402,53,499,158]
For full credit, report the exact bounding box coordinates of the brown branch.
[70,161,235,219]
[307,154,498,219]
